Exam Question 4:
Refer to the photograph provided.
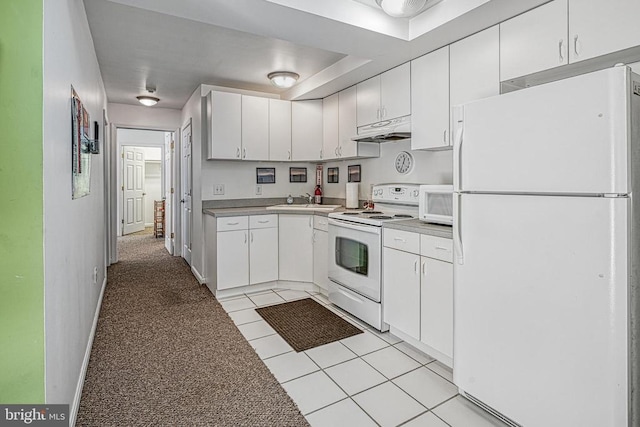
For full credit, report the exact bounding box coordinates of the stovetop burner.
[369,215,393,219]
[394,214,413,218]
[342,212,362,215]
[364,211,383,214]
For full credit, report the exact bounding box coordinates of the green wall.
[0,0,45,403]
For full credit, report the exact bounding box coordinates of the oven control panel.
[372,184,421,205]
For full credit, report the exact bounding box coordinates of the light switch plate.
[255,185,262,195]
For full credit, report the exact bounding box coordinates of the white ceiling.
[83,0,550,109]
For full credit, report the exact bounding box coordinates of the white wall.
[323,140,453,199]
[108,102,182,130]
[42,0,107,415]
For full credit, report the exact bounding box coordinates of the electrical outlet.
[255,185,262,195]
[214,184,225,195]
[93,266,98,284]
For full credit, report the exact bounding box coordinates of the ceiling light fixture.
[375,0,428,18]
[136,95,160,106]
[137,86,159,106]
[268,71,299,89]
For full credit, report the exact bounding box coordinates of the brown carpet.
[256,298,363,352]
[76,233,309,427]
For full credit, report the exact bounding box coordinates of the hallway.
[75,233,307,426]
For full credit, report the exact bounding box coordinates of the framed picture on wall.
[256,167,276,184]
[348,164,361,183]
[327,167,339,183]
[289,167,307,183]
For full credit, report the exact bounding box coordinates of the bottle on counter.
[314,185,323,204]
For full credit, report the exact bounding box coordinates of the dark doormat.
[255,298,364,352]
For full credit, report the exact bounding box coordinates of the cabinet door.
[500,0,568,81]
[208,91,241,160]
[380,62,411,121]
[356,75,381,127]
[249,227,278,285]
[291,100,323,161]
[383,247,420,340]
[569,0,640,63]
[241,95,269,160]
[420,257,453,359]
[450,25,500,108]
[279,215,313,282]
[322,93,339,161]
[411,47,450,150]
[217,230,249,290]
[338,86,358,158]
[269,99,292,161]
[313,229,330,293]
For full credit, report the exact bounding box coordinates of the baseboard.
[389,326,453,369]
[69,276,107,426]
[191,266,206,285]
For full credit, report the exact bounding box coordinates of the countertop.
[204,206,453,238]
[383,219,453,239]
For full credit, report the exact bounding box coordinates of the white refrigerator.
[452,66,639,427]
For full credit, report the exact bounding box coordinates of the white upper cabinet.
[338,86,361,158]
[411,46,450,150]
[241,95,269,161]
[322,93,339,161]
[269,99,292,161]
[208,91,241,160]
[291,100,323,161]
[569,0,640,63]
[450,25,500,108]
[500,0,569,81]
[356,63,411,127]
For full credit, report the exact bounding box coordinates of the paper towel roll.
[346,183,359,209]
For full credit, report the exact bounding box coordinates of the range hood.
[352,115,411,143]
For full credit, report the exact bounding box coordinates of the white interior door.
[164,132,174,254]
[122,146,145,235]
[181,122,192,264]
[454,193,629,426]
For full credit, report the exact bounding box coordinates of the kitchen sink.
[265,204,341,211]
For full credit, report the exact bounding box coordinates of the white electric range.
[327,183,421,331]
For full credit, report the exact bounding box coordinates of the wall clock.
[395,151,414,174]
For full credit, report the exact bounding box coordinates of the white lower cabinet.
[383,228,454,364]
[279,214,313,282]
[383,247,421,340]
[215,215,278,290]
[313,216,330,293]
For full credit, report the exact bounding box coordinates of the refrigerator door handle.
[452,106,464,192]
[453,193,464,265]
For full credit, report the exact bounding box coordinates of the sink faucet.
[300,193,313,204]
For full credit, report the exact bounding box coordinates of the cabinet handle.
[227,222,239,225]
[335,147,339,156]
[236,147,240,158]
[573,34,579,56]
[422,261,426,275]
[339,146,342,156]
[243,148,246,159]
[288,150,291,160]
[313,230,316,243]
[414,260,418,274]
[244,232,247,244]
[394,237,406,242]
[377,108,381,120]
[558,39,564,62]
[320,149,323,159]
[309,217,312,227]
[381,107,386,118]
[443,129,447,143]
[251,231,254,243]
[257,220,269,224]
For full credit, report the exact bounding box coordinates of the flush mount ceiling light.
[268,71,300,89]
[137,86,159,106]
[375,0,428,18]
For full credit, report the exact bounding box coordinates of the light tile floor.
[218,288,509,427]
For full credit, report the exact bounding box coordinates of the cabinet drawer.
[217,216,248,231]
[383,229,420,254]
[420,234,453,263]
[313,215,329,232]
[250,214,278,229]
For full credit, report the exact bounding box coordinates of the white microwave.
[419,185,453,225]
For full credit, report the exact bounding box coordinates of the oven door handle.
[328,218,382,235]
